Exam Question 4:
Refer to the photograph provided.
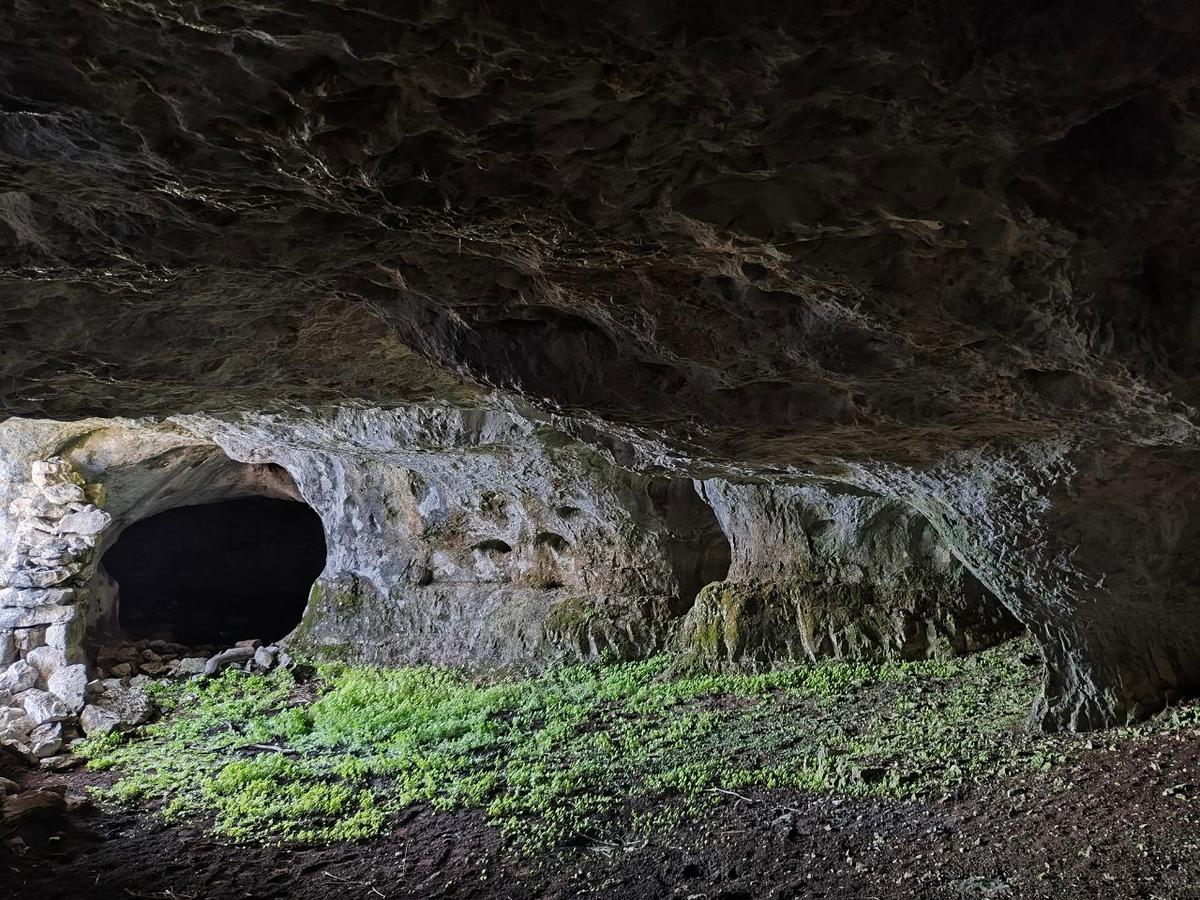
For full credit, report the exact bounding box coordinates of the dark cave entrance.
[101,497,327,647]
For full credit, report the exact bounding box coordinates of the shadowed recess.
[101,497,327,646]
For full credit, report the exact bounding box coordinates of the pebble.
[40,754,84,772]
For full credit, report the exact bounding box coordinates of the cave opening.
[100,496,327,647]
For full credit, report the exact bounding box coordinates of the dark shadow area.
[102,497,326,646]
[647,479,732,614]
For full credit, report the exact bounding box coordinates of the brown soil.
[3,734,1200,900]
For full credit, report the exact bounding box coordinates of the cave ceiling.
[2,0,1200,474]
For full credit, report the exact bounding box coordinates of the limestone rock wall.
[5,0,1200,729]
[676,480,1019,668]
[0,403,1013,712]
[191,406,732,667]
[0,408,735,680]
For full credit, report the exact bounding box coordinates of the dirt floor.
[4,732,1200,900]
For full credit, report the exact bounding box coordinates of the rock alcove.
[100,497,326,648]
[6,2,1200,894]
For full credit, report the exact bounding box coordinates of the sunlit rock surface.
[3,0,1200,727]
[0,408,1011,691]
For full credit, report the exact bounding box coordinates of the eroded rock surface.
[0,410,737,675]
[677,480,1019,668]
[3,1,1200,727]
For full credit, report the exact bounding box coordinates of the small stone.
[25,645,67,685]
[253,646,277,670]
[0,776,19,794]
[0,707,34,743]
[12,628,46,653]
[203,646,256,676]
[48,665,88,713]
[0,588,75,608]
[79,683,154,736]
[116,644,141,664]
[29,722,63,758]
[31,459,79,488]
[19,689,71,726]
[175,657,207,676]
[38,481,85,505]
[276,650,293,669]
[41,754,84,773]
[3,566,79,590]
[139,660,165,676]
[0,661,37,694]
[1,790,66,826]
[108,662,132,678]
[0,603,77,627]
[79,706,116,735]
[63,789,92,810]
[55,507,112,536]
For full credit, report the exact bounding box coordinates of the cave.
[5,0,1200,896]
[100,497,326,647]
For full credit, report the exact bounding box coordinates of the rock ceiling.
[0,0,1196,466]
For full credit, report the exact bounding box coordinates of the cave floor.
[4,642,1200,899]
[5,734,1200,900]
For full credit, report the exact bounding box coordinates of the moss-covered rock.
[677,575,1020,671]
[539,594,676,663]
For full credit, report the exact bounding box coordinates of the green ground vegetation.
[80,638,1066,850]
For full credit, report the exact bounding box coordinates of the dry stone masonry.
[0,459,106,755]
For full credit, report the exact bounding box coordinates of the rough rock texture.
[3,1,1200,727]
[203,407,736,667]
[0,408,1008,685]
[677,481,1019,668]
[0,409,738,671]
[79,679,155,737]
[0,457,108,668]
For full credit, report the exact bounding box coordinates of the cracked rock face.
[3,0,1200,728]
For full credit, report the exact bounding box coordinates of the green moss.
[543,596,597,633]
[541,596,602,658]
[692,618,723,658]
[80,638,1066,852]
[288,583,326,648]
[330,578,369,614]
[678,576,1017,670]
[289,577,377,657]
